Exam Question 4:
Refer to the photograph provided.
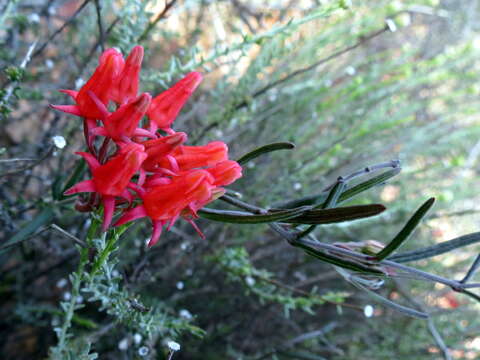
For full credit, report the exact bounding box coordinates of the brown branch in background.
[137,0,178,43]
[395,280,452,360]
[33,0,92,58]
[231,0,264,33]
[235,25,390,111]
[0,224,86,251]
[194,23,392,141]
[86,16,121,61]
[0,145,54,178]
[94,0,105,51]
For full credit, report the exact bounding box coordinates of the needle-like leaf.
[198,206,309,224]
[236,142,295,165]
[375,198,435,261]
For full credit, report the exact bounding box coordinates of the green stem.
[55,246,89,352]
[50,217,104,358]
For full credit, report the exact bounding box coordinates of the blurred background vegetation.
[1,0,480,359]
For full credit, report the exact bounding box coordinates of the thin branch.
[50,224,87,247]
[322,160,400,192]
[235,25,390,110]
[429,209,480,219]
[94,0,105,51]
[86,16,121,61]
[0,158,36,162]
[395,280,452,360]
[427,318,452,360]
[461,254,480,283]
[33,0,92,58]
[137,0,177,42]
[250,272,362,310]
[274,160,401,209]
[0,145,54,178]
[0,224,86,250]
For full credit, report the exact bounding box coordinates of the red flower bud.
[206,160,243,186]
[93,143,147,196]
[147,72,202,133]
[111,45,144,104]
[159,141,228,171]
[143,169,214,221]
[76,48,125,119]
[103,93,152,140]
[141,132,188,171]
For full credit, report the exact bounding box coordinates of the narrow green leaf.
[375,198,435,261]
[198,206,308,224]
[316,180,346,210]
[277,168,401,209]
[300,180,347,238]
[281,204,386,224]
[0,207,54,252]
[71,314,98,329]
[337,168,400,203]
[291,241,383,274]
[236,142,295,165]
[390,231,480,263]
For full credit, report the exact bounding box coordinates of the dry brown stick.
[33,0,92,58]
[85,16,121,62]
[0,145,53,178]
[94,0,105,51]
[137,0,178,42]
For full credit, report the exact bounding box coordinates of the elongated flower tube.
[147,72,203,133]
[65,143,147,231]
[144,170,214,221]
[111,45,144,105]
[115,170,216,246]
[52,48,124,120]
[89,92,154,141]
[156,141,228,171]
[206,160,243,186]
[93,143,147,196]
[141,132,187,172]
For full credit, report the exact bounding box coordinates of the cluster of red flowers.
[52,46,242,246]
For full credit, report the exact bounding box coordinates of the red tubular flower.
[76,48,124,118]
[51,46,243,244]
[156,141,228,171]
[111,45,144,105]
[51,48,124,119]
[206,160,243,186]
[65,143,147,231]
[93,143,147,196]
[115,169,216,246]
[89,92,154,141]
[144,170,214,221]
[141,132,188,172]
[147,72,203,133]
